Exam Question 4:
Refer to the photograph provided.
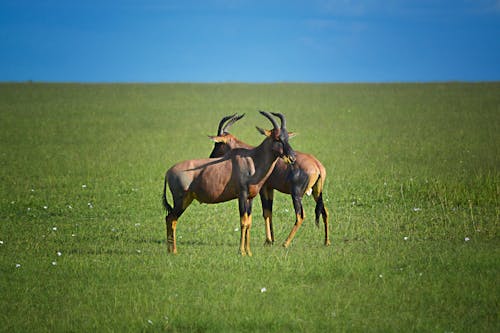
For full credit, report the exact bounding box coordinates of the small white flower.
[71,234,76,237]
[136,249,142,254]
[88,202,93,208]
[51,261,57,266]
[413,207,421,212]
[234,228,239,232]
[147,320,153,325]
[404,236,409,241]
[27,207,31,211]
[52,227,57,231]
[260,287,267,293]
[0,240,3,245]
[82,184,87,189]
[11,201,15,204]
[379,274,383,278]
[134,223,141,227]
[15,263,21,268]
[67,205,72,209]
[43,206,48,210]
[464,237,470,242]
[57,251,62,256]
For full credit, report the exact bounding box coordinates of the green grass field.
[0,82,498,332]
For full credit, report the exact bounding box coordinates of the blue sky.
[1,0,499,82]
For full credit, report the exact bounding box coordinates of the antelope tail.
[162,175,173,214]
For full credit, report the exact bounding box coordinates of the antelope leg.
[283,213,304,248]
[245,213,253,256]
[166,215,178,254]
[261,188,274,245]
[283,194,305,248]
[239,213,253,256]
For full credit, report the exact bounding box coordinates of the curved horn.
[259,110,279,130]
[271,112,286,129]
[222,113,245,133]
[216,114,237,135]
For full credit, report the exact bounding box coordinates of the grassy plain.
[0,82,498,332]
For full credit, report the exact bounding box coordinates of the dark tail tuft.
[162,175,173,214]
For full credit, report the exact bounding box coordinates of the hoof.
[325,240,331,246]
[264,239,274,246]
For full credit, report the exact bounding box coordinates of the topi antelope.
[209,114,330,248]
[162,111,296,256]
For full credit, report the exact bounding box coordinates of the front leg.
[283,192,305,248]
[238,194,253,256]
[260,186,274,245]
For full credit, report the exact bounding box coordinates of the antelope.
[209,114,330,248]
[162,111,296,256]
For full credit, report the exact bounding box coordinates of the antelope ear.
[208,135,228,143]
[256,126,272,137]
[288,132,297,138]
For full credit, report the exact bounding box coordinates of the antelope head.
[209,114,246,158]
[257,111,296,165]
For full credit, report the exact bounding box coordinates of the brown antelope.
[209,114,330,248]
[162,111,296,256]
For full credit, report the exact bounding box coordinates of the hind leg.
[322,206,330,246]
[314,192,330,246]
[166,194,193,254]
[166,214,178,254]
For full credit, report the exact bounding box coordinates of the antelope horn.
[222,113,245,134]
[271,112,286,129]
[259,110,279,130]
[216,114,237,135]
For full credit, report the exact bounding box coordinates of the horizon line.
[1,80,500,85]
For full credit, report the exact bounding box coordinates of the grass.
[0,82,499,332]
